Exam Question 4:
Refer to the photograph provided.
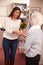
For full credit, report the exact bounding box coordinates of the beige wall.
[41,2,43,14]
[0,0,30,6]
[30,0,43,14]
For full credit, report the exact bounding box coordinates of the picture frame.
[30,7,41,16]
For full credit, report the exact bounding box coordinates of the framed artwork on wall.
[30,7,41,17]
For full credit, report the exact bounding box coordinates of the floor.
[0,48,25,65]
[0,48,42,65]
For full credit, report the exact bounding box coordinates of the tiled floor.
[0,48,25,65]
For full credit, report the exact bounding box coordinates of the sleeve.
[2,19,6,29]
[23,30,34,53]
[0,17,6,31]
[5,27,12,34]
[6,18,13,34]
[18,19,21,30]
[3,17,12,34]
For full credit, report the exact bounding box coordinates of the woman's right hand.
[18,30,27,37]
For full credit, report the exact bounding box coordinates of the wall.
[30,0,43,14]
[0,0,30,6]
[11,0,30,6]
[0,0,11,6]
[41,1,43,14]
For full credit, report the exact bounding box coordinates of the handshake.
[12,30,26,36]
[19,30,27,42]
[12,30,27,41]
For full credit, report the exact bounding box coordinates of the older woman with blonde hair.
[24,11,43,65]
[19,11,43,65]
[30,11,43,25]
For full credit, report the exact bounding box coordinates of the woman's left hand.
[19,30,27,37]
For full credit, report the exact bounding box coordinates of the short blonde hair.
[31,11,43,25]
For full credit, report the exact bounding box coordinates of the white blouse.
[24,25,42,57]
[2,17,21,40]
